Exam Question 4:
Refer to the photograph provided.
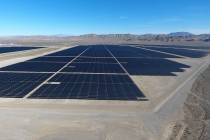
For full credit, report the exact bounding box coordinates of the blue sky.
[0,0,210,36]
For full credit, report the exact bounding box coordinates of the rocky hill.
[1,32,210,47]
[79,32,210,42]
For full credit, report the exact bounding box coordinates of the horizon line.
[0,32,210,37]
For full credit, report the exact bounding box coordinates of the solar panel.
[145,46,209,58]
[0,72,52,82]
[81,46,112,57]
[0,73,52,98]
[29,74,144,100]
[62,63,125,74]
[0,82,43,98]
[49,74,132,83]
[0,62,66,72]
[107,45,180,58]
[74,57,117,63]
[28,57,74,63]
[0,45,153,100]
[0,47,42,54]
[117,58,190,76]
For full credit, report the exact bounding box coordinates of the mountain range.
[0,32,210,42]
[79,32,210,42]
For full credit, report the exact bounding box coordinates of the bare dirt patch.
[167,66,210,140]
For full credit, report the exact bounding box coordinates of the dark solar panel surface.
[107,45,181,58]
[29,74,144,100]
[117,58,190,76]
[0,72,52,82]
[81,46,112,57]
[0,62,66,72]
[28,57,74,63]
[0,73,51,98]
[0,47,42,54]
[0,82,42,98]
[48,74,131,83]
[145,46,208,58]
[62,63,125,74]
[144,45,210,51]
[75,57,117,63]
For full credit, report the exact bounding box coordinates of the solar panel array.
[0,72,51,98]
[0,47,42,54]
[0,45,146,100]
[0,45,205,100]
[144,46,209,58]
[30,74,142,100]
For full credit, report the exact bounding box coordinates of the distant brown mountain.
[168,32,194,37]
[79,32,210,42]
[1,32,210,43]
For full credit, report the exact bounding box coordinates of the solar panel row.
[81,46,112,57]
[62,63,125,74]
[0,47,42,54]
[74,57,117,63]
[144,45,210,51]
[28,56,74,63]
[108,45,181,58]
[0,62,66,72]
[0,72,52,82]
[29,74,144,100]
[48,74,132,83]
[144,46,209,58]
[29,82,142,100]
[0,73,52,98]
[0,82,43,98]
[117,58,190,76]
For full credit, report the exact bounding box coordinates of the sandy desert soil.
[167,65,210,140]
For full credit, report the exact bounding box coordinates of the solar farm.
[0,45,209,100]
[0,46,42,54]
[0,44,210,140]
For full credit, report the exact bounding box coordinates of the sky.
[0,0,210,36]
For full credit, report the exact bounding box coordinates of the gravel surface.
[168,66,210,140]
